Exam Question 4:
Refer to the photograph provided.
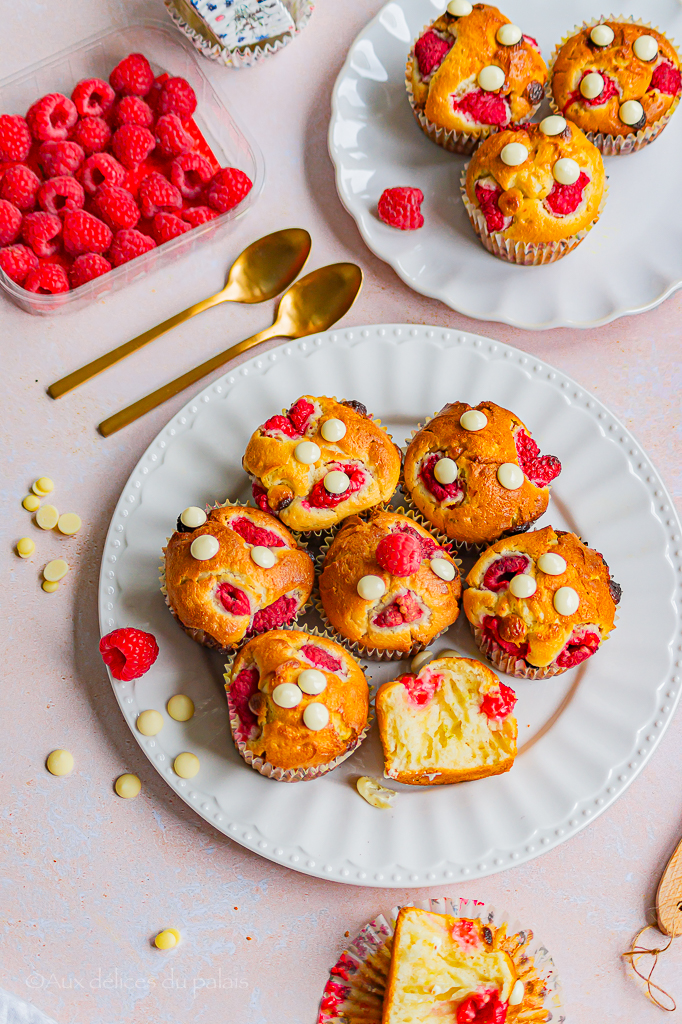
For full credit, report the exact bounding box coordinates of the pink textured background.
[2,1,682,1021]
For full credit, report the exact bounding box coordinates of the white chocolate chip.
[509,980,525,1006]
[357,776,396,809]
[447,0,472,15]
[590,24,614,47]
[460,409,488,431]
[137,709,163,736]
[115,773,141,799]
[620,99,645,126]
[323,470,350,494]
[537,552,566,575]
[180,506,206,528]
[294,441,321,464]
[174,752,200,778]
[411,649,434,672]
[36,504,59,530]
[496,23,522,46]
[500,142,528,166]
[251,545,276,568]
[554,586,580,616]
[167,694,194,721]
[321,418,347,442]
[478,65,505,91]
[190,534,219,560]
[540,114,567,136]
[580,72,604,100]
[634,34,659,62]
[272,682,303,708]
[303,702,329,731]
[44,558,69,582]
[298,669,327,695]
[434,457,458,484]
[46,749,73,776]
[553,157,581,186]
[497,463,524,489]
[57,512,81,535]
[357,575,386,600]
[509,573,537,598]
[438,649,460,659]
[430,557,456,582]
[33,477,54,496]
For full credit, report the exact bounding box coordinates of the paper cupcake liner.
[547,15,682,155]
[223,630,373,782]
[318,897,565,1024]
[164,0,313,68]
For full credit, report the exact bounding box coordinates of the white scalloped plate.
[99,325,682,886]
[328,0,682,330]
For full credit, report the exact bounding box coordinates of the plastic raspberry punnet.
[93,183,140,231]
[71,116,112,155]
[206,167,253,213]
[138,171,182,218]
[26,93,78,141]
[24,261,70,294]
[0,244,38,284]
[0,114,32,162]
[377,187,424,230]
[78,152,125,194]
[99,627,159,681]
[111,123,156,169]
[22,212,62,257]
[62,209,112,255]
[156,77,197,121]
[0,164,41,211]
[0,200,22,245]
[71,78,116,118]
[154,113,193,158]
[376,532,423,576]
[38,176,85,216]
[108,228,156,267]
[170,152,213,199]
[152,212,189,244]
[69,252,112,288]
[38,140,85,178]
[109,53,155,97]
[181,205,217,228]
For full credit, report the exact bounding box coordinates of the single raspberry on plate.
[376,532,423,576]
[181,205,217,228]
[109,53,155,97]
[251,594,299,633]
[156,77,197,121]
[414,30,453,77]
[111,123,156,169]
[108,227,156,267]
[154,113,193,157]
[0,243,38,284]
[474,182,506,232]
[69,252,112,288]
[71,77,116,118]
[99,626,159,680]
[0,113,32,162]
[62,209,112,255]
[514,429,561,486]
[545,172,589,218]
[377,187,424,230]
[71,115,112,155]
[38,175,85,216]
[206,167,253,213]
[38,140,85,178]
[480,681,517,719]
[22,211,62,257]
[217,582,251,616]
[170,152,213,199]
[0,164,41,211]
[78,152,125,194]
[138,171,182,218]
[0,199,22,245]
[230,516,285,548]
[93,183,140,231]
[113,95,154,128]
[152,211,189,244]
[24,260,70,294]
[26,93,78,141]
[482,555,531,593]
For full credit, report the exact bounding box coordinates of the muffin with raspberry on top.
[403,401,561,548]
[407,2,547,154]
[242,396,402,533]
[463,525,621,678]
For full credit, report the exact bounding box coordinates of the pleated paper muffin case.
[223,630,374,783]
[317,896,565,1024]
[547,15,682,156]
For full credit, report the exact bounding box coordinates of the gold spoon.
[48,227,312,399]
[98,262,363,437]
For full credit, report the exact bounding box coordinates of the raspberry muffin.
[462,117,606,265]
[550,19,682,155]
[376,655,517,785]
[407,2,548,154]
[463,525,621,678]
[162,503,314,650]
[403,401,561,548]
[318,511,461,657]
[224,629,370,781]
[243,396,401,533]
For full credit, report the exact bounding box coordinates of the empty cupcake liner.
[317,897,565,1024]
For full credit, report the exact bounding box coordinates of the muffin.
[462,117,606,265]
[376,655,517,785]
[243,396,401,533]
[403,401,561,548]
[464,525,621,678]
[162,503,314,650]
[407,2,548,154]
[224,629,370,781]
[550,18,682,155]
[318,511,461,657]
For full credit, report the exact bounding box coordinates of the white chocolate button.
[460,409,488,431]
[447,0,472,15]
[509,573,537,598]
[57,512,81,535]
[46,749,73,776]
[174,752,200,778]
[115,773,141,799]
[509,980,525,1006]
[137,709,163,736]
[251,545,276,569]
[438,649,460,659]
[36,504,59,530]
[540,114,567,136]
[303,702,330,731]
[430,557,456,582]
[42,581,59,593]
[497,463,524,489]
[272,682,303,708]
[155,929,180,950]
[434,457,458,484]
[190,534,219,560]
[537,552,567,575]
[16,537,35,558]
[634,34,659,62]
[554,586,580,616]
[478,65,505,91]
[298,669,327,695]
[44,558,69,582]
[321,418,347,443]
[497,23,522,46]
[411,649,433,672]
[294,441,321,464]
[553,157,581,186]
[180,506,206,528]
[23,494,40,512]
[357,575,386,600]
[590,24,614,47]
[620,99,645,126]
[500,142,528,166]
[580,72,604,100]
[324,470,350,494]
[167,694,194,721]
[357,776,395,809]
[33,477,54,496]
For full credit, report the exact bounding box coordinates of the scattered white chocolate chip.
[540,114,567,136]
[115,773,141,799]
[251,545,276,569]
[509,573,537,598]
[190,534,219,560]
[137,709,164,736]
[324,470,350,494]
[272,682,303,708]
[294,441,321,464]
[357,575,386,600]
[321,418,347,443]
[447,0,472,15]
[46,749,73,776]
[497,463,524,489]
[553,157,581,185]
[430,557,456,582]
[16,537,35,558]
[43,558,69,582]
[500,142,528,166]
[35,504,59,530]
[174,752,200,778]
[33,477,54,496]
[303,702,330,731]
[434,457,458,484]
[460,409,488,431]
[155,929,180,950]
[357,776,396,809]
[57,512,81,536]
[620,99,645,126]
[180,506,206,529]
[554,586,580,616]
[167,694,194,722]
[537,552,566,575]
[411,649,433,672]
[438,649,460,659]
[22,494,40,512]
[509,979,525,1006]
[497,23,522,46]
[42,581,59,593]
[580,72,604,100]
[298,669,327,695]
[478,65,505,91]
[634,34,658,62]
[590,24,614,47]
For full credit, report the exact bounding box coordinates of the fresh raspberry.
[37,175,85,216]
[152,212,189,244]
[99,626,159,681]
[217,582,250,616]
[206,167,253,213]
[514,429,561,486]
[398,672,439,706]
[482,555,531,592]
[156,77,197,121]
[480,681,517,719]
[181,205,217,228]
[649,60,682,96]
[138,171,182,218]
[38,140,85,178]
[71,78,116,118]
[262,414,299,438]
[146,76,165,113]
[252,482,270,512]
[69,252,111,288]
[0,243,38,284]
[482,615,529,659]
[454,88,509,126]
[154,113,193,157]
[556,629,600,669]
[377,187,424,230]
[24,260,70,294]
[26,93,78,141]
[288,397,315,433]
[108,228,156,267]
[71,116,111,155]
[307,466,365,509]
[251,594,298,633]
[92,183,140,231]
[78,152,125,194]
[62,209,112,255]
[170,152,213,199]
[300,644,342,672]
[0,200,22,245]
[22,212,62,257]
[0,114,31,162]
[457,992,507,1024]
[419,452,465,504]
[475,182,506,232]
[111,123,155,169]
[109,53,155,97]
[376,532,423,576]
[394,522,440,559]
[0,164,40,211]
[113,95,154,128]
[545,172,589,217]
[414,30,453,77]
[230,516,285,548]
[230,666,259,741]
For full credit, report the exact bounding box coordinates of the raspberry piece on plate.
[181,205,217,228]
[514,429,561,486]
[377,187,424,230]
[482,555,530,593]
[22,211,62,257]
[155,113,193,158]
[69,252,112,288]
[414,30,453,77]
[138,171,182,218]
[78,152,125,194]
[230,516,285,548]
[170,152,213,199]
[0,164,41,211]
[0,114,32,162]
[0,243,38,284]
[480,681,517,719]
[62,209,112,255]
[38,140,85,178]
[38,176,85,216]
[217,582,250,616]
[93,183,140,231]
[71,116,111,155]
[113,95,154,128]
[99,626,159,680]
[26,93,78,141]
[109,53,155,97]
[545,172,589,217]
[0,199,22,245]
[376,532,423,576]
[24,260,70,294]
[474,181,506,232]
[251,594,298,633]
[111,124,156,169]
[206,167,253,213]
[108,227,156,266]
[152,212,189,244]
[156,77,197,121]
[649,60,682,96]
[71,78,116,118]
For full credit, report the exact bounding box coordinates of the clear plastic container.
[0,18,264,315]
